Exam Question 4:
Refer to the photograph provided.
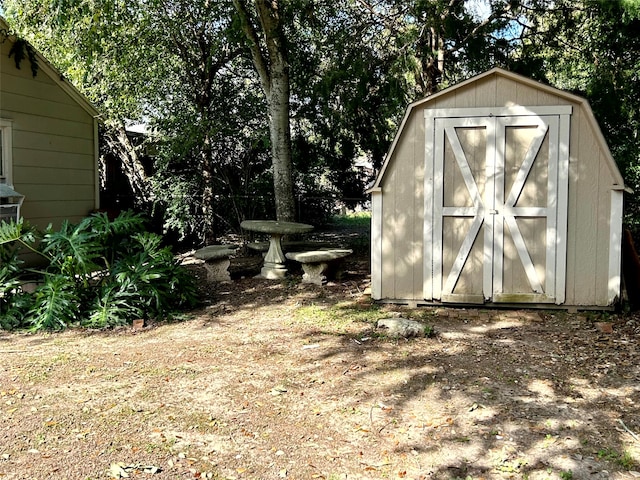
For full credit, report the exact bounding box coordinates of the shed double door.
[424,107,571,304]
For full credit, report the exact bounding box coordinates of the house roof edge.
[1,16,102,120]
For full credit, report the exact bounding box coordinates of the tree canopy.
[2,0,640,242]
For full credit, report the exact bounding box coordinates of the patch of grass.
[619,451,637,470]
[327,213,371,254]
[597,447,637,469]
[292,301,384,332]
[423,324,436,337]
[145,442,161,453]
[182,412,226,434]
[560,470,573,480]
[330,212,370,229]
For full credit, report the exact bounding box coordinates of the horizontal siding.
[1,91,93,124]
[1,38,98,228]
[15,165,95,185]
[11,112,94,140]
[0,67,80,107]
[22,212,95,232]
[13,130,94,155]
[22,200,95,221]
[20,184,95,202]
[12,149,94,170]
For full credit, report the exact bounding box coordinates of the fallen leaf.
[110,463,129,479]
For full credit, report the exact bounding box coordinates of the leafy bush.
[0,212,197,331]
[0,251,31,330]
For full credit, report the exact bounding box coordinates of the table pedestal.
[240,220,314,280]
[260,233,287,279]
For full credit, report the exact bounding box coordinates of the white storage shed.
[369,68,628,308]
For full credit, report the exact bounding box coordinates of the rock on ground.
[377,317,426,337]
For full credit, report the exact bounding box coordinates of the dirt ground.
[1,243,640,479]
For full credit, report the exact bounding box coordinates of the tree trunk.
[200,134,217,245]
[103,125,152,205]
[233,0,296,222]
[266,50,295,222]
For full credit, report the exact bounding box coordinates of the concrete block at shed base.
[377,318,426,338]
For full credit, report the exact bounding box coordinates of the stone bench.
[194,245,237,282]
[285,249,353,285]
[246,240,333,257]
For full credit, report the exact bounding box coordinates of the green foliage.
[0,212,197,331]
[111,232,197,318]
[597,447,637,469]
[7,0,640,233]
[423,324,436,338]
[330,212,371,230]
[0,252,32,330]
[0,218,37,253]
[83,284,141,328]
[42,220,103,278]
[28,274,79,331]
[0,220,39,328]
[514,0,640,229]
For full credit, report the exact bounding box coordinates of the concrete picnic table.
[240,220,314,279]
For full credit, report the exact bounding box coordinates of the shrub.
[0,212,197,331]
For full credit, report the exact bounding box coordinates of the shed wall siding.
[377,72,620,306]
[0,40,97,229]
[380,114,423,299]
[565,105,617,305]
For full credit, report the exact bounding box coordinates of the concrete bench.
[285,249,353,285]
[246,240,332,257]
[194,245,237,282]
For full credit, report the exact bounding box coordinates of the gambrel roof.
[370,67,627,192]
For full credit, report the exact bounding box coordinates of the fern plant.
[0,218,39,256]
[0,220,39,330]
[79,210,146,268]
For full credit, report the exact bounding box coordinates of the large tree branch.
[255,0,285,73]
[103,125,152,205]
[232,0,271,95]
